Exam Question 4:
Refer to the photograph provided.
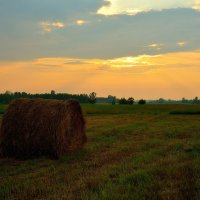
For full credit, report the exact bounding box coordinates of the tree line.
[0,91,89,104]
[118,98,146,105]
[0,91,199,105]
[149,97,200,104]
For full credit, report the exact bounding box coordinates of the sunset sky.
[1,0,200,99]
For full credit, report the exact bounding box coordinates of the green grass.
[1,104,200,199]
[0,105,7,115]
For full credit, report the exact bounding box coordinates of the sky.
[0,0,200,99]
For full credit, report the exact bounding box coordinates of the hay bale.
[0,98,86,159]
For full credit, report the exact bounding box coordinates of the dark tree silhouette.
[127,97,134,105]
[138,99,146,105]
[89,92,97,104]
[108,95,116,105]
[0,91,90,104]
[51,90,56,95]
[112,98,116,105]
[119,98,128,105]
[193,97,200,104]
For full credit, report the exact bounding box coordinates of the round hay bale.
[0,98,86,159]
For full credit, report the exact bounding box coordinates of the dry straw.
[0,98,86,159]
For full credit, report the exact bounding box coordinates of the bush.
[138,99,146,105]
[119,98,128,105]
[127,97,134,105]
[119,97,135,105]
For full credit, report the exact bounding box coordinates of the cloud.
[97,0,200,16]
[148,44,160,48]
[147,43,163,50]
[40,21,65,33]
[177,42,187,47]
[193,2,200,10]
[64,60,88,65]
[76,20,87,26]
[2,51,200,72]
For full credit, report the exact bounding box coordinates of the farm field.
[1,104,200,199]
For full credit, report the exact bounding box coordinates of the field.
[1,104,200,199]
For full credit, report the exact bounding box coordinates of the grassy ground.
[1,104,200,199]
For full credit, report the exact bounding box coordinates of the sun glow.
[1,51,200,98]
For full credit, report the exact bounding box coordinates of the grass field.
[1,104,200,199]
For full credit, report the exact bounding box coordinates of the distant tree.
[158,98,165,104]
[112,99,116,105]
[182,97,187,104]
[108,95,116,105]
[51,90,56,95]
[89,92,97,104]
[108,95,113,99]
[21,92,28,97]
[138,99,146,105]
[112,98,116,105]
[193,97,200,104]
[119,98,127,105]
[0,91,90,104]
[5,91,12,95]
[127,97,134,105]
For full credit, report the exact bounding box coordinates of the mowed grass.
[1,104,200,199]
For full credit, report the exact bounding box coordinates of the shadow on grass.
[0,111,4,115]
[170,110,200,115]
[59,149,88,164]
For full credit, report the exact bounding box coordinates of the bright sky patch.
[98,0,200,15]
